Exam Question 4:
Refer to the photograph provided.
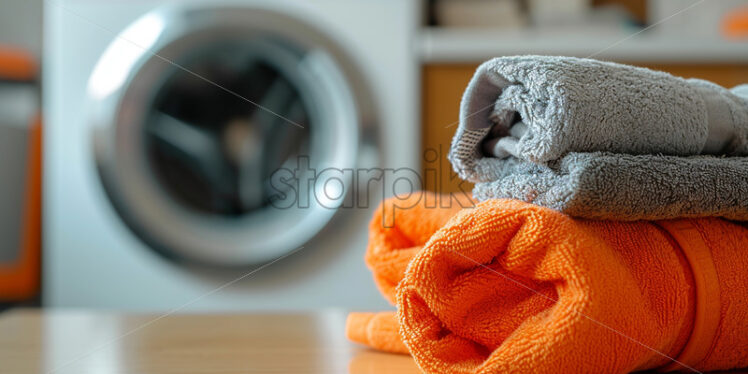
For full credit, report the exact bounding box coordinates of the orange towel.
[347,193,748,373]
[349,191,473,354]
[365,191,474,305]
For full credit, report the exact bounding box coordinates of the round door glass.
[88,6,362,266]
[145,40,310,217]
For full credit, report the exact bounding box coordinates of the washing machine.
[43,0,422,310]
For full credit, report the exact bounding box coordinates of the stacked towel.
[347,192,748,373]
[346,59,748,373]
[364,191,474,305]
[449,56,748,220]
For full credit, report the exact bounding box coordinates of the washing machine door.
[87,5,369,266]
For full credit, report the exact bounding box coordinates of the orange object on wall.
[722,6,748,39]
[0,47,41,302]
[0,46,37,81]
[0,117,42,301]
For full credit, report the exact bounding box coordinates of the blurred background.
[0,0,746,312]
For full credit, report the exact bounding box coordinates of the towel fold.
[346,311,409,354]
[449,56,748,220]
[470,152,748,221]
[452,56,748,167]
[365,191,474,304]
[347,193,748,373]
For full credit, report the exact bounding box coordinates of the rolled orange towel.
[364,191,474,305]
[346,311,408,354]
[347,191,472,354]
[347,193,748,373]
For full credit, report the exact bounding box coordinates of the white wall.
[0,0,43,55]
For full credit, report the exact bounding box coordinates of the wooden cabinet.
[422,63,748,192]
[421,64,479,194]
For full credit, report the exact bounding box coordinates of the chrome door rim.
[87,4,363,266]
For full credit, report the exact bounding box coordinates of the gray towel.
[470,152,748,221]
[449,56,748,221]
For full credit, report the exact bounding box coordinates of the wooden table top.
[0,309,420,374]
[2,309,747,374]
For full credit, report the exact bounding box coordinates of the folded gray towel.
[452,56,748,170]
[470,152,748,221]
[449,56,748,220]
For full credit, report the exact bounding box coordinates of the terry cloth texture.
[449,56,748,221]
[469,152,748,221]
[346,193,748,374]
[452,56,748,165]
[364,191,475,305]
[347,191,473,355]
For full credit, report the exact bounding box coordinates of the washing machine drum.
[88,6,369,266]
